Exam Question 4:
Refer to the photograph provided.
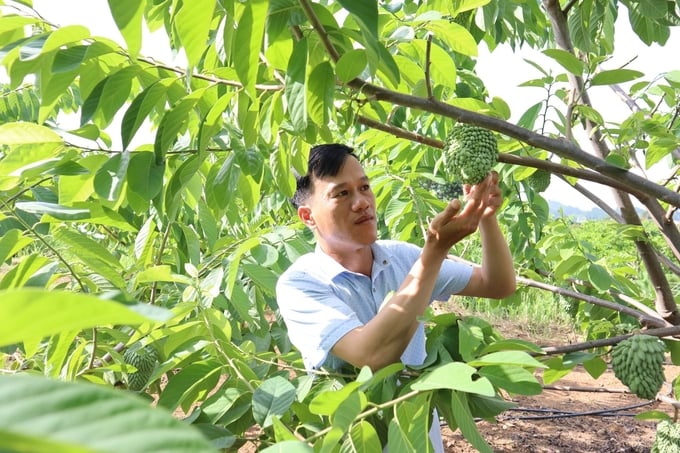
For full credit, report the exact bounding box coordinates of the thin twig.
[425,33,434,100]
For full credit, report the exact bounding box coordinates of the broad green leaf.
[635,410,672,422]
[0,121,62,145]
[285,37,308,133]
[121,79,173,149]
[260,441,314,453]
[0,289,167,347]
[542,48,585,75]
[15,201,90,220]
[0,229,32,264]
[252,376,297,428]
[582,356,607,379]
[450,391,493,453]
[387,416,416,452]
[233,0,266,98]
[337,0,378,38]
[157,361,222,413]
[307,61,335,126]
[331,390,367,433]
[467,351,548,369]
[199,92,235,152]
[425,20,478,57]
[271,416,299,442]
[107,0,144,58]
[41,25,90,54]
[155,88,208,165]
[93,151,130,202]
[135,265,193,285]
[309,382,362,416]
[646,137,679,169]
[0,254,51,290]
[479,339,544,355]
[126,151,164,201]
[336,49,367,83]
[175,0,216,68]
[81,65,140,128]
[553,254,587,279]
[52,226,126,288]
[517,102,542,129]
[411,362,496,396]
[0,374,217,452]
[587,263,611,292]
[342,420,382,453]
[590,69,644,86]
[478,365,542,395]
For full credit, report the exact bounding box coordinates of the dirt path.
[442,364,679,452]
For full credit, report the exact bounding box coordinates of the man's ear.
[298,206,315,227]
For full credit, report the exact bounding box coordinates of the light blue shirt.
[276,239,473,371]
[276,239,473,452]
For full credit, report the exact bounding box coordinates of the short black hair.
[291,143,359,209]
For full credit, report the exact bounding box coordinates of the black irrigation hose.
[500,400,656,421]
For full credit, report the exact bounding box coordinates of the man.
[276,143,515,449]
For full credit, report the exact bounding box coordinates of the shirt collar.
[313,241,393,278]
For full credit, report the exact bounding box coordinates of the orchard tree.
[1,0,680,451]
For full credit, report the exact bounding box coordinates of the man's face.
[298,156,377,255]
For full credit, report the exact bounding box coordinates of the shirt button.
[372,287,376,292]
[382,260,387,265]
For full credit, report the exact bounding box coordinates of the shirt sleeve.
[276,270,363,370]
[433,257,474,301]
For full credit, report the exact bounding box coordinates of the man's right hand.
[426,172,498,254]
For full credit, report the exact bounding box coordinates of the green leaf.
[309,382,362,416]
[307,62,335,126]
[94,151,130,202]
[52,226,126,288]
[15,201,90,220]
[634,410,672,422]
[587,263,611,292]
[336,0,378,38]
[0,121,62,145]
[260,441,314,453]
[411,362,496,396]
[126,151,164,201]
[478,365,542,395]
[479,339,544,355]
[155,89,207,165]
[542,49,585,75]
[175,0,216,68]
[81,65,140,128]
[0,374,217,452]
[582,356,608,379]
[425,20,478,57]
[590,69,644,86]
[467,351,548,369]
[516,102,542,129]
[233,0,267,98]
[285,36,308,133]
[0,229,32,264]
[336,49,367,83]
[157,361,222,413]
[252,376,297,428]
[450,391,493,453]
[107,0,144,58]
[342,421,382,453]
[0,289,168,347]
[121,78,174,149]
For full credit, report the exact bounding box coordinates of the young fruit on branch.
[443,124,498,185]
[611,334,666,400]
[526,169,551,193]
[123,344,159,391]
[652,420,680,452]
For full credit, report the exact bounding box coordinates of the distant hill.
[548,201,607,220]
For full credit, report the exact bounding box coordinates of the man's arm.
[332,174,506,371]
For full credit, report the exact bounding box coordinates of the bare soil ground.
[441,318,679,453]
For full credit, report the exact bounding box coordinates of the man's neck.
[322,244,374,277]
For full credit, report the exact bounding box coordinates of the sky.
[21,1,680,209]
